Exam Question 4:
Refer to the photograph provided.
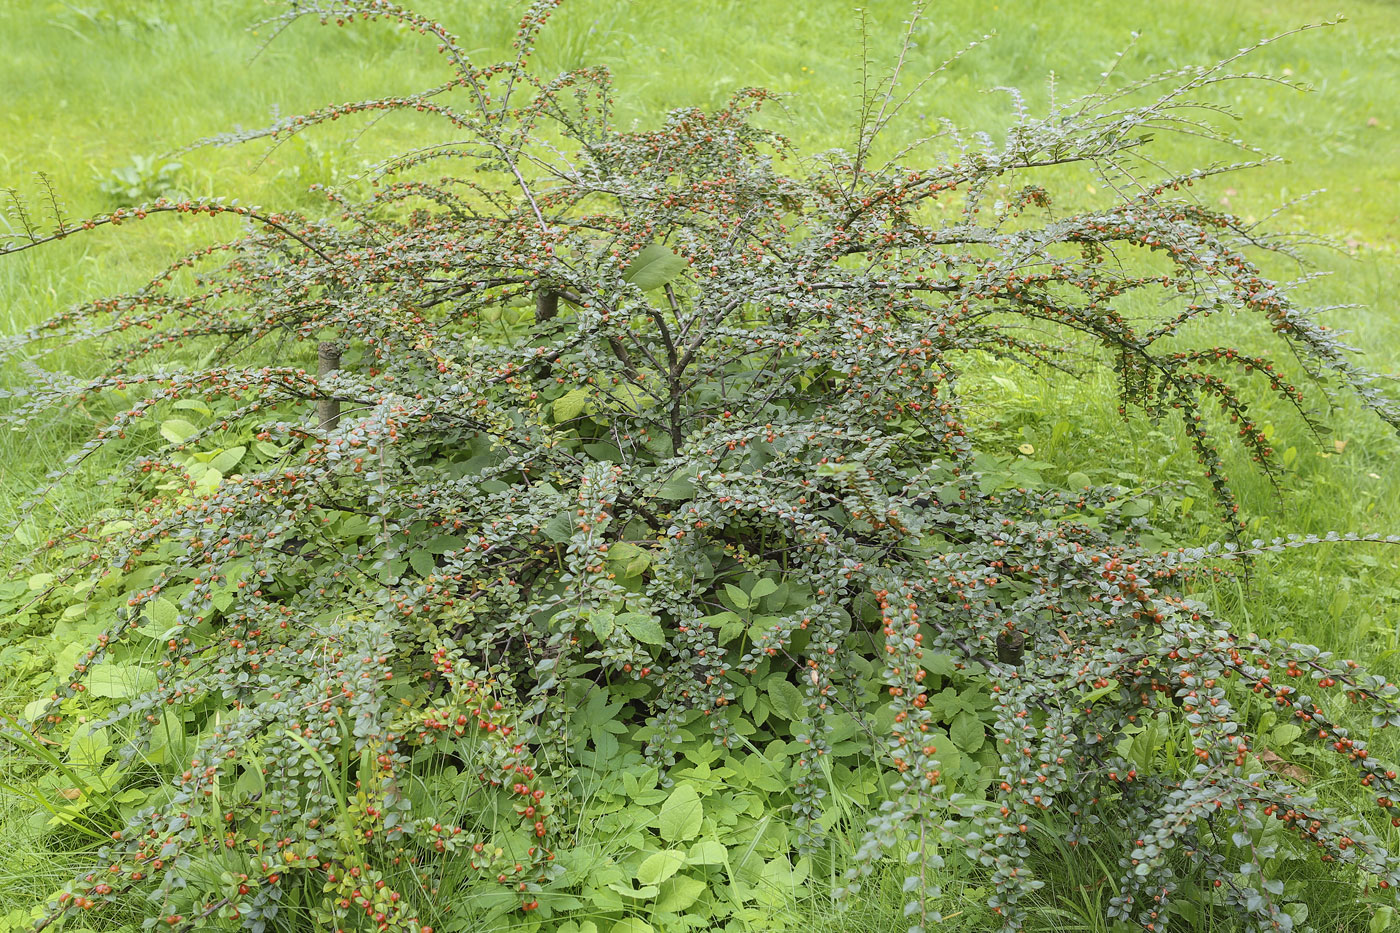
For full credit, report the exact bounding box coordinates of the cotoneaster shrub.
[3,3,1400,931]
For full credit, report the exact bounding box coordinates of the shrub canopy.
[4,3,1400,932]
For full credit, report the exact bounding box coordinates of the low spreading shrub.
[3,3,1400,931]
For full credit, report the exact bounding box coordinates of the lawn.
[2,0,1399,930]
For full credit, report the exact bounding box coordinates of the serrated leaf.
[622,243,687,291]
[554,388,592,423]
[950,710,985,753]
[637,849,686,885]
[587,609,615,641]
[619,611,665,646]
[410,551,436,577]
[658,783,703,842]
[768,678,806,722]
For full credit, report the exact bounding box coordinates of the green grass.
[2,0,1399,929]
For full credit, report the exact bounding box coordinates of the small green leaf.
[658,783,703,842]
[637,849,686,885]
[622,243,687,290]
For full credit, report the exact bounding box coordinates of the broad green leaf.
[919,651,957,677]
[587,609,616,641]
[607,542,651,578]
[1066,471,1091,489]
[950,710,985,753]
[658,782,703,842]
[656,474,696,500]
[767,678,806,722]
[620,612,665,646]
[637,849,686,885]
[724,584,750,610]
[610,920,656,933]
[750,578,778,601]
[159,418,197,444]
[1272,723,1302,746]
[207,446,246,474]
[655,874,707,912]
[624,551,651,578]
[685,838,728,866]
[622,243,687,290]
[410,551,436,577]
[87,663,157,699]
[543,510,576,543]
[554,387,592,423]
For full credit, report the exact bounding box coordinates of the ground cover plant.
[2,1,1400,932]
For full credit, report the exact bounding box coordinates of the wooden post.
[536,288,558,323]
[996,629,1026,667]
[317,341,341,430]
